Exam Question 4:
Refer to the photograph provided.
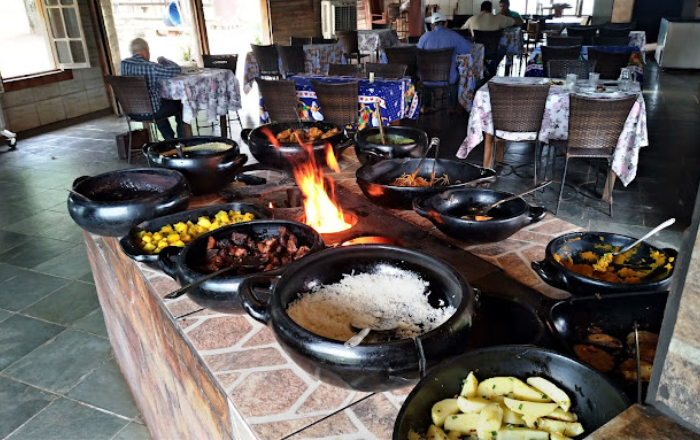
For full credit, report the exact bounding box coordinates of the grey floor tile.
[6,398,129,440]
[22,281,100,326]
[72,308,108,338]
[79,271,95,283]
[0,237,77,268]
[3,210,85,244]
[0,230,33,254]
[0,262,26,284]
[32,245,92,281]
[0,271,71,311]
[67,360,139,419]
[0,308,12,324]
[3,330,112,394]
[21,189,69,212]
[0,376,58,439]
[112,422,153,440]
[0,203,46,228]
[0,315,64,371]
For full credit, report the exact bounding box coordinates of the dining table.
[258,74,419,126]
[358,29,401,61]
[159,67,241,138]
[457,76,648,201]
[242,43,346,93]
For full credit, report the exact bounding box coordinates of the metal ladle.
[594,218,676,270]
[67,188,91,202]
[463,180,552,218]
[164,257,265,300]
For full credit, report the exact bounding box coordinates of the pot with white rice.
[239,244,477,391]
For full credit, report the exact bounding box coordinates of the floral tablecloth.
[159,68,241,124]
[457,43,485,112]
[456,76,648,186]
[243,43,346,93]
[358,29,401,55]
[501,26,524,57]
[525,46,644,84]
[259,75,419,127]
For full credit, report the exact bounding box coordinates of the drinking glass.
[589,72,600,87]
[619,68,631,92]
[565,73,577,91]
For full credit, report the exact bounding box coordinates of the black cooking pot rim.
[145,137,239,158]
[249,121,346,146]
[274,244,474,348]
[72,168,188,204]
[427,189,530,222]
[357,158,487,186]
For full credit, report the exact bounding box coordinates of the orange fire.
[260,127,352,234]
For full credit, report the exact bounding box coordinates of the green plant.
[180,45,192,61]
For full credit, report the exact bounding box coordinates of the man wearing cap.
[417,11,472,114]
[461,1,514,76]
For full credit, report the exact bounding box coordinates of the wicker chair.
[547,59,595,79]
[290,36,312,46]
[310,79,359,127]
[541,45,581,77]
[546,36,583,47]
[474,29,504,77]
[592,37,630,47]
[327,63,362,77]
[488,83,551,183]
[251,44,281,78]
[336,30,370,65]
[599,27,633,38]
[407,36,420,44]
[311,37,338,44]
[384,45,418,78]
[106,75,175,164]
[277,45,306,77]
[256,78,299,123]
[364,62,407,79]
[565,26,599,46]
[550,94,636,216]
[202,54,242,131]
[416,48,454,111]
[587,48,631,80]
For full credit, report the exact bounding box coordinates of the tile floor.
[0,58,697,439]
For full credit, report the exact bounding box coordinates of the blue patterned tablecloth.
[259,75,419,127]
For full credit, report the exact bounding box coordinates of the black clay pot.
[393,345,629,440]
[158,220,325,314]
[532,232,677,295]
[354,126,429,165]
[238,244,477,392]
[67,168,191,237]
[143,136,248,194]
[119,202,273,266]
[356,158,497,210]
[241,121,353,170]
[413,188,546,244]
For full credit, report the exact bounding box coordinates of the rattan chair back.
[587,48,631,79]
[106,75,155,116]
[592,37,630,47]
[256,78,299,122]
[489,83,551,133]
[327,63,362,77]
[416,48,454,84]
[290,36,312,46]
[541,45,581,77]
[251,44,280,77]
[277,45,306,76]
[600,27,632,38]
[473,29,503,59]
[547,59,595,79]
[567,94,636,152]
[364,62,407,79]
[384,45,418,77]
[202,54,238,75]
[565,25,599,45]
[311,37,338,44]
[547,36,583,46]
[310,79,359,126]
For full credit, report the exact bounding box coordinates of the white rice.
[286,265,456,342]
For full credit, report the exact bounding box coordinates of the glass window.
[0,0,56,78]
[42,0,91,68]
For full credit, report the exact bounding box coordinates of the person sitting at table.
[120,38,184,140]
[461,2,514,75]
[499,0,523,25]
[417,12,473,114]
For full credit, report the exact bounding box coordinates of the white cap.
[430,12,447,24]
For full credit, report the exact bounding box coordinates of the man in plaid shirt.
[121,38,183,139]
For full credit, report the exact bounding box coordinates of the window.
[0,0,90,80]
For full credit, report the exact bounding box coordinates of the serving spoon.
[164,256,265,300]
[462,180,552,219]
[593,218,675,271]
[344,316,399,348]
[66,188,91,202]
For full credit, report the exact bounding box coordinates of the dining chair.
[251,44,281,79]
[547,59,595,80]
[416,48,454,112]
[541,45,582,77]
[592,37,630,47]
[106,75,174,164]
[327,63,362,77]
[255,78,300,123]
[336,30,370,65]
[546,36,583,47]
[384,45,418,78]
[277,45,306,77]
[407,36,420,44]
[587,48,631,80]
[522,20,541,57]
[599,27,633,38]
[565,26,599,46]
[201,54,243,131]
[310,79,359,127]
[550,94,636,216]
[290,36,312,46]
[311,37,338,44]
[473,29,503,77]
[488,82,551,184]
[364,62,407,79]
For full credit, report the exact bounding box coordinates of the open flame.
[260,127,352,234]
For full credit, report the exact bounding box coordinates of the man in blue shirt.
[417,12,473,113]
[120,38,183,140]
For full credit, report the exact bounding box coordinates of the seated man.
[120,38,183,140]
[461,1,514,75]
[499,0,523,25]
[417,12,473,113]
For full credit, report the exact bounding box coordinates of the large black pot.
[532,231,677,295]
[354,126,429,165]
[67,168,191,237]
[413,188,546,244]
[158,220,324,314]
[238,244,477,392]
[356,158,497,210]
[119,202,272,266]
[394,345,630,440]
[143,136,248,194]
[241,121,353,170]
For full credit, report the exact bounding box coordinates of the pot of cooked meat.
[241,121,352,170]
[532,232,677,295]
[354,126,429,165]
